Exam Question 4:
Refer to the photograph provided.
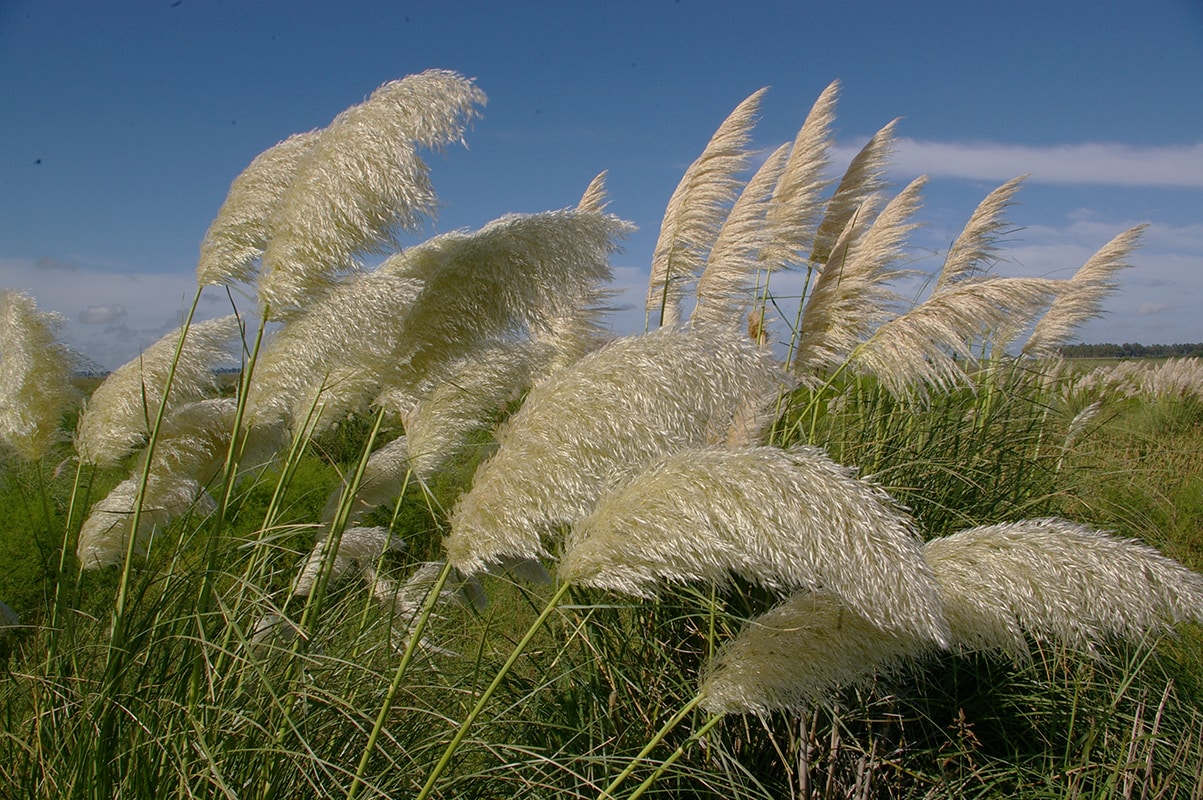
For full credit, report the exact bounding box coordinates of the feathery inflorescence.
[809,119,898,268]
[0,289,78,461]
[791,177,926,380]
[933,176,1026,294]
[761,80,839,272]
[75,315,240,468]
[444,326,790,575]
[293,526,406,597]
[76,475,215,569]
[647,88,767,329]
[560,444,949,643]
[698,590,935,715]
[374,208,631,399]
[196,130,322,287]
[258,70,486,316]
[1022,225,1145,358]
[853,275,1062,396]
[321,435,413,524]
[691,143,792,330]
[924,518,1203,661]
[244,271,423,433]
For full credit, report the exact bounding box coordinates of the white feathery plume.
[933,175,1026,293]
[1021,226,1145,358]
[691,143,791,330]
[404,343,533,479]
[0,289,78,461]
[560,444,949,644]
[647,88,767,329]
[245,271,423,433]
[762,80,840,271]
[321,435,413,524]
[792,177,926,379]
[374,209,631,396]
[137,398,236,487]
[444,326,790,575]
[292,526,406,597]
[924,518,1203,661]
[809,119,898,267]
[196,130,322,287]
[258,70,486,316]
[577,170,610,214]
[853,275,1061,396]
[374,561,486,656]
[699,590,934,715]
[76,315,240,467]
[76,475,215,569]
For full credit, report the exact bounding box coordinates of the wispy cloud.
[841,139,1203,188]
[78,304,127,325]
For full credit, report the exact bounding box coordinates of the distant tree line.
[1059,342,1203,359]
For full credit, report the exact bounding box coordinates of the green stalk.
[624,712,724,800]
[597,693,705,800]
[414,579,573,800]
[345,559,454,800]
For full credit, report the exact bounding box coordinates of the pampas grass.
[647,88,766,329]
[792,177,926,380]
[0,289,77,461]
[698,589,932,714]
[924,518,1203,661]
[444,325,790,574]
[560,444,949,643]
[258,70,486,315]
[75,315,239,467]
[691,143,791,329]
[293,526,406,597]
[196,130,322,287]
[1022,225,1146,358]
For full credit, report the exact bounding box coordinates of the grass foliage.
[2,73,1202,799]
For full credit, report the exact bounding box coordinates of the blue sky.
[2,0,1201,369]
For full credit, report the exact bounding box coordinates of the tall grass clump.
[2,72,1201,800]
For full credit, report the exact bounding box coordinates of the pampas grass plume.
[924,518,1203,660]
[698,590,933,715]
[0,289,77,460]
[560,444,949,644]
[444,326,789,575]
[76,315,240,467]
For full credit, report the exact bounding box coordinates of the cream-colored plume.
[792,177,926,379]
[444,326,790,575]
[924,518,1203,661]
[292,526,407,597]
[258,70,486,316]
[75,315,240,467]
[0,289,77,460]
[647,88,767,329]
[76,475,216,569]
[1021,226,1145,358]
[691,143,791,329]
[196,130,322,287]
[809,119,898,267]
[560,444,949,644]
[699,590,934,715]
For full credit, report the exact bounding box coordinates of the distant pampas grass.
[698,590,932,715]
[560,444,949,643]
[76,315,240,467]
[259,70,486,315]
[647,88,766,329]
[924,518,1203,661]
[445,326,789,574]
[0,289,77,461]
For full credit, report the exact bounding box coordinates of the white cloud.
[78,304,127,325]
[838,139,1203,188]
[1138,303,1175,315]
